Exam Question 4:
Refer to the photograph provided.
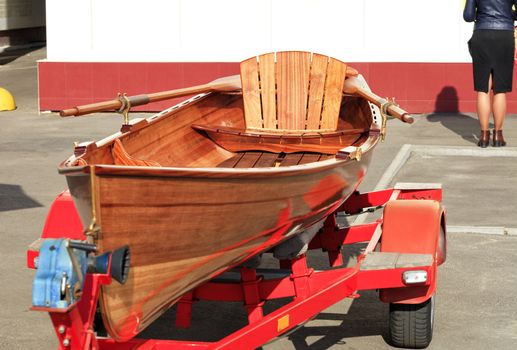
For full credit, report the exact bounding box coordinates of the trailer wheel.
[388,296,434,349]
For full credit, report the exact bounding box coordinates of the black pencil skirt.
[468,29,515,93]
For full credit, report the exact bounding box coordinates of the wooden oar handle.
[382,102,414,124]
[60,95,151,117]
[343,77,414,124]
[60,101,120,117]
[59,75,241,117]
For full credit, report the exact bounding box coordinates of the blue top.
[463,0,517,30]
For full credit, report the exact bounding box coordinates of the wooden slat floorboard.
[279,153,304,167]
[217,153,244,168]
[234,152,263,168]
[298,153,322,165]
[253,152,279,168]
[218,151,333,169]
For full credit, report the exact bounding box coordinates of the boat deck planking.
[216,151,334,169]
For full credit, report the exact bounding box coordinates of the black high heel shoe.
[478,130,490,148]
[493,130,507,147]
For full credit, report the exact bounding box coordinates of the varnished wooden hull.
[60,86,380,341]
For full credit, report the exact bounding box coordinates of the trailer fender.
[380,200,445,304]
[41,190,84,240]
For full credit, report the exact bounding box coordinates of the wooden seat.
[192,52,366,155]
[240,51,348,132]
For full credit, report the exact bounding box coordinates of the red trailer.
[28,182,446,349]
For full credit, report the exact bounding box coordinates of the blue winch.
[32,238,130,309]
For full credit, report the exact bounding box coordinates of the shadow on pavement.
[0,43,45,65]
[427,86,491,145]
[287,291,388,349]
[0,183,42,211]
[138,245,384,349]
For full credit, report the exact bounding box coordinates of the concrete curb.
[412,144,517,157]
[447,226,517,236]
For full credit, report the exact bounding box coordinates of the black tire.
[388,296,434,349]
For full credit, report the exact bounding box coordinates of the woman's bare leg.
[492,92,506,130]
[476,74,492,130]
[492,88,507,146]
[477,92,491,130]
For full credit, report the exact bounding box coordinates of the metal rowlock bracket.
[117,93,132,127]
[348,147,362,161]
[84,218,100,240]
[379,97,398,141]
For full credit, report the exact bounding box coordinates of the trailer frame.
[27,183,446,350]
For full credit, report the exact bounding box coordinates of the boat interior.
[69,52,376,170]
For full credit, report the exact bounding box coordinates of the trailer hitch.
[31,238,130,309]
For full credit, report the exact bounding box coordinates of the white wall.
[46,0,474,63]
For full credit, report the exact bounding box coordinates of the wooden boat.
[58,51,412,341]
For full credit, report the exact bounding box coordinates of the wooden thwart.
[191,124,370,154]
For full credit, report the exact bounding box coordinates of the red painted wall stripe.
[37,61,517,113]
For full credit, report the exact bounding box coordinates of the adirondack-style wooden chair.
[240,51,348,132]
[191,51,368,155]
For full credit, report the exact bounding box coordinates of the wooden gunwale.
[59,157,345,177]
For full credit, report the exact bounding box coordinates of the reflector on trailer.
[402,270,428,284]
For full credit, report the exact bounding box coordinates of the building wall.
[0,0,45,31]
[45,0,472,63]
[40,0,515,113]
[0,0,45,46]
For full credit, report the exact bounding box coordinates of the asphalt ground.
[1,48,517,349]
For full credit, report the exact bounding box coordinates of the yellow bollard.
[0,87,16,111]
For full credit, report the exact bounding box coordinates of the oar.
[343,76,414,124]
[60,66,362,117]
[59,75,242,117]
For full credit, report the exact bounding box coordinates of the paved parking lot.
[1,48,517,349]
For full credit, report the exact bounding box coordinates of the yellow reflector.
[277,314,290,332]
[0,87,16,111]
